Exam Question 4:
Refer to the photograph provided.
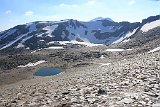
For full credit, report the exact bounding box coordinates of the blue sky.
[0,0,160,31]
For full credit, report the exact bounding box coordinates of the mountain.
[112,15,160,51]
[0,15,159,50]
[90,17,114,22]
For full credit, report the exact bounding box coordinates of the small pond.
[34,68,63,76]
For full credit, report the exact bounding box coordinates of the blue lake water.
[34,68,63,76]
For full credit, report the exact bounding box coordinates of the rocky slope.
[0,48,160,107]
[0,15,159,50]
[109,15,160,51]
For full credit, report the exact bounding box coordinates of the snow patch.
[43,24,58,37]
[26,47,30,49]
[39,40,45,42]
[118,98,133,104]
[18,60,46,68]
[122,38,131,43]
[0,29,17,40]
[106,49,132,52]
[90,17,113,22]
[37,33,44,37]
[69,40,103,47]
[61,31,66,39]
[100,55,105,59]
[45,46,64,49]
[48,40,103,47]
[21,35,33,43]
[125,28,138,38]
[16,35,33,48]
[65,20,121,44]
[48,41,69,45]
[148,46,160,53]
[31,49,42,53]
[92,62,111,67]
[0,33,29,50]
[16,43,24,48]
[113,28,138,44]
[99,63,111,67]
[152,103,160,107]
[141,20,160,32]
[31,50,37,53]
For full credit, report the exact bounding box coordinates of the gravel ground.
[0,47,160,107]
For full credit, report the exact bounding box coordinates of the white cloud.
[5,10,12,14]
[24,11,33,16]
[128,0,135,5]
[59,3,78,8]
[87,0,97,5]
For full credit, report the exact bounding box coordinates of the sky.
[0,0,160,31]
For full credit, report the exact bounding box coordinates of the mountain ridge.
[0,15,159,50]
[90,17,114,22]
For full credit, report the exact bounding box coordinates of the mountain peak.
[90,17,113,22]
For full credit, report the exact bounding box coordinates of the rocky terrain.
[0,45,160,107]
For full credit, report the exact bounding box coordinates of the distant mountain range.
[0,15,160,50]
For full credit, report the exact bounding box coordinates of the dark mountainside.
[0,15,159,50]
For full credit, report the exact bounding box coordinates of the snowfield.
[43,24,58,37]
[106,49,132,52]
[141,20,160,32]
[16,35,33,48]
[48,40,103,47]
[17,60,46,68]
[148,46,160,53]
[45,46,64,49]
[113,28,138,44]
[0,33,30,50]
